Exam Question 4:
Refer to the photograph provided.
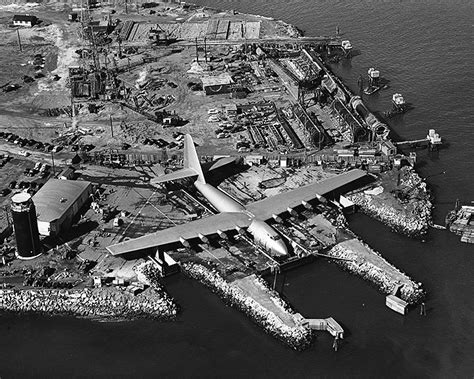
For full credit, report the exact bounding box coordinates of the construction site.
[0,0,432,349]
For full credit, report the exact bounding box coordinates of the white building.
[12,15,38,27]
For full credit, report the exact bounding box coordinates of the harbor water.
[1,0,473,377]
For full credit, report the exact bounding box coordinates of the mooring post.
[333,336,338,352]
[420,302,426,316]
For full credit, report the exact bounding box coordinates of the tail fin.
[184,134,206,183]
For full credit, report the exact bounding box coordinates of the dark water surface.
[1,1,473,377]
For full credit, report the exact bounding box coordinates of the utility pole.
[71,95,76,118]
[195,37,199,62]
[109,115,114,137]
[17,29,22,51]
[51,151,56,177]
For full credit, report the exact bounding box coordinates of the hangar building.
[32,179,92,236]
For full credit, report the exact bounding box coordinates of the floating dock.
[385,283,408,315]
[446,205,474,244]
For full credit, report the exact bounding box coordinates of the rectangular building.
[33,179,92,236]
[12,15,38,27]
[201,74,234,95]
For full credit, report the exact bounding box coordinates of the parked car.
[39,163,50,172]
[18,150,30,157]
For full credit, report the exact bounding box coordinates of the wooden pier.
[295,313,344,338]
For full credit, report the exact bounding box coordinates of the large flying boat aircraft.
[107,135,367,257]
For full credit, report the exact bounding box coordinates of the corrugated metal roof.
[32,179,91,223]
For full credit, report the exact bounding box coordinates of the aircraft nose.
[273,240,288,256]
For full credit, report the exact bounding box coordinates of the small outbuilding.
[12,15,38,27]
[58,166,76,180]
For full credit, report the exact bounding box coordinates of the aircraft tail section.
[184,134,206,183]
[150,134,205,186]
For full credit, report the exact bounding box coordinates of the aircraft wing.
[106,212,253,256]
[246,169,367,220]
[151,168,198,185]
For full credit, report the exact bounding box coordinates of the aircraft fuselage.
[194,181,288,256]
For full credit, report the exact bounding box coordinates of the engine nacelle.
[179,237,190,248]
[235,226,247,235]
[272,214,283,223]
[198,233,209,244]
[302,200,312,210]
[315,193,328,204]
[216,229,228,240]
[287,207,298,216]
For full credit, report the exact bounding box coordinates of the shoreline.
[0,1,430,347]
[348,168,432,238]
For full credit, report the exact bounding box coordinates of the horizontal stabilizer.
[151,168,198,185]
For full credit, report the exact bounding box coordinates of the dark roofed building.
[12,15,38,27]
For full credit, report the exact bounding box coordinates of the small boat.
[363,84,388,95]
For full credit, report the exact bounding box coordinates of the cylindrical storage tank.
[373,122,390,140]
[349,96,370,119]
[11,193,41,259]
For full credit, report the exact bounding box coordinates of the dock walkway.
[295,313,344,338]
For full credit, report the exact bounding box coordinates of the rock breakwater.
[349,168,432,237]
[182,262,313,350]
[327,239,425,304]
[0,264,178,320]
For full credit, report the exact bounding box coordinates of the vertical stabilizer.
[184,134,206,183]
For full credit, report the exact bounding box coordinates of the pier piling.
[420,302,426,316]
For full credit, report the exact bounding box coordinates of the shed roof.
[201,74,233,87]
[32,179,91,223]
[13,15,38,22]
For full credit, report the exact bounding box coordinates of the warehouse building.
[32,179,92,236]
[201,74,235,95]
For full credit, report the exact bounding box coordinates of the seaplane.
[106,135,367,257]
